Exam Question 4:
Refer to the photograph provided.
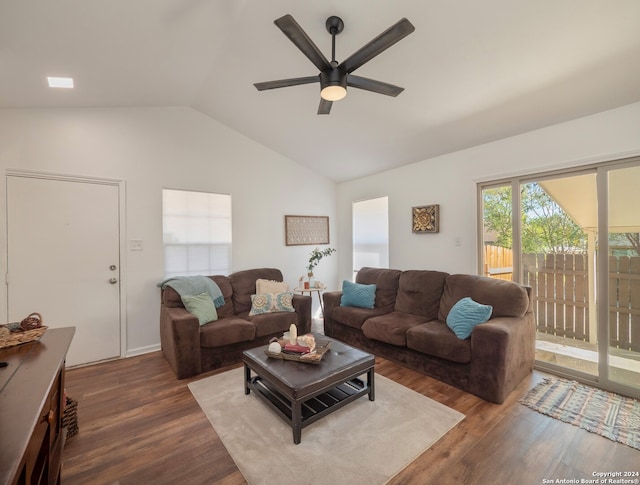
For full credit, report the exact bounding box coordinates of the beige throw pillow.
[256,278,289,295]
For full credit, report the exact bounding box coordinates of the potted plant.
[306,247,336,278]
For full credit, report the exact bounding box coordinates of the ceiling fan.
[254,14,415,115]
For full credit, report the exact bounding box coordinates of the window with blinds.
[352,196,389,279]
[162,189,232,278]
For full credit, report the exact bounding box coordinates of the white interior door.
[7,175,121,366]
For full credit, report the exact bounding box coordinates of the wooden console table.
[0,327,75,484]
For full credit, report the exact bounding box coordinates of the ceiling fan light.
[320,69,347,101]
[321,85,347,101]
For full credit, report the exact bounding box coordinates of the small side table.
[294,287,324,315]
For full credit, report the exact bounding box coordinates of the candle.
[289,324,297,345]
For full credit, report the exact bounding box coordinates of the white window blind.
[352,196,389,278]
[162,189,232,278]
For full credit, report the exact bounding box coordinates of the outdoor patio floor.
[536,333,640,389]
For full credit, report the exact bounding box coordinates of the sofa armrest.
[160,305,201,379]
[292,294,312,334]
[468,312,536,403]
[322,291,343,336]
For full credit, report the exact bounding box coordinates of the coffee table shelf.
[249,375,367,423]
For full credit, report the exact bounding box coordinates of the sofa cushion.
[446,297,493,339]
[439,274,529,322]
[249,292,295,316]
[209,275,235,318]
[394,270,448,319]
[256,278,289,294]
[362,311,428,346]
[249,311,299,337]
[163,275,236,316]
[406,321,471,363]
[181,292,218,325]
[331,306,391,330]
[268,292,295,313]
[229,268,284,314]
[340,280,376,309]
[199,316,256,348]
[248,293,273,316]
[356,267,402,312]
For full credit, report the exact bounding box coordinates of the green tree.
[483,183,587,253]
[625,233,640,255]
[482,186,513,249]
[609,232,640,256]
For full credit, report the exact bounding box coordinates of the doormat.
[520,377,640,450]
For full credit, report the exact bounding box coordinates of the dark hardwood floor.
[61,347,639,485]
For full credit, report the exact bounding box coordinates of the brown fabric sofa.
[160,268,312,379]
[322,267,535,403]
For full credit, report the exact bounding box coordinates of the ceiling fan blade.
[274,14,331,72]
[318,98,332,115]
[254,76,319,91]
[339,18,415,74]
[347,75,404,97]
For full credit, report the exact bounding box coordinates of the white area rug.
[189,367,465,485]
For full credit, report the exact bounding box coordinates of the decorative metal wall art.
[285,215,330,246]
[412,204,439,233]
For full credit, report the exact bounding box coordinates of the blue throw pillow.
[446,297,493,339]
[340,280,376,309]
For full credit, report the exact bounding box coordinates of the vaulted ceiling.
[2,1,639,182]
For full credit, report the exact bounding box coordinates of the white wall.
[336,102,640,284]
[3,102,639,356]
[0,107,337,356]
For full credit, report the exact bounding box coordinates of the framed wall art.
[412,204,440,233]
[285,215,330,246]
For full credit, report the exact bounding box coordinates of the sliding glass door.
[604,164,640,389]
[481,183,513,281]
[479,157,640,399]
[522,173,598,379]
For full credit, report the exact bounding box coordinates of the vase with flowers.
[306,247,336,288]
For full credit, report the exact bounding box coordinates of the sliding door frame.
[478,156,640,399]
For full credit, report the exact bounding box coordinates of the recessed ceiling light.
[47,76,74,88]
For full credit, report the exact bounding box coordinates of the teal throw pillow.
[181,292,218,326]
[340,280,376,309]
[446,297,493,339]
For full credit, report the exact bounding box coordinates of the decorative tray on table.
[264,337,332,364]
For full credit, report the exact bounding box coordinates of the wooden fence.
[483,245,513,281]
[484,245,640,351]
[608,255,640,352]
[521,253,590,343]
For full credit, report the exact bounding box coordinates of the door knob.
[109,278,118,284]
[109,265,117,271]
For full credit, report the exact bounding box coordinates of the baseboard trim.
[126,343,161,358]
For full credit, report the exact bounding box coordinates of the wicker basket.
[0,326,47,349]
[63,396,79,440]
[0,313,47,350]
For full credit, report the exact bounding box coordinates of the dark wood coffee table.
[243,334,375,444]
